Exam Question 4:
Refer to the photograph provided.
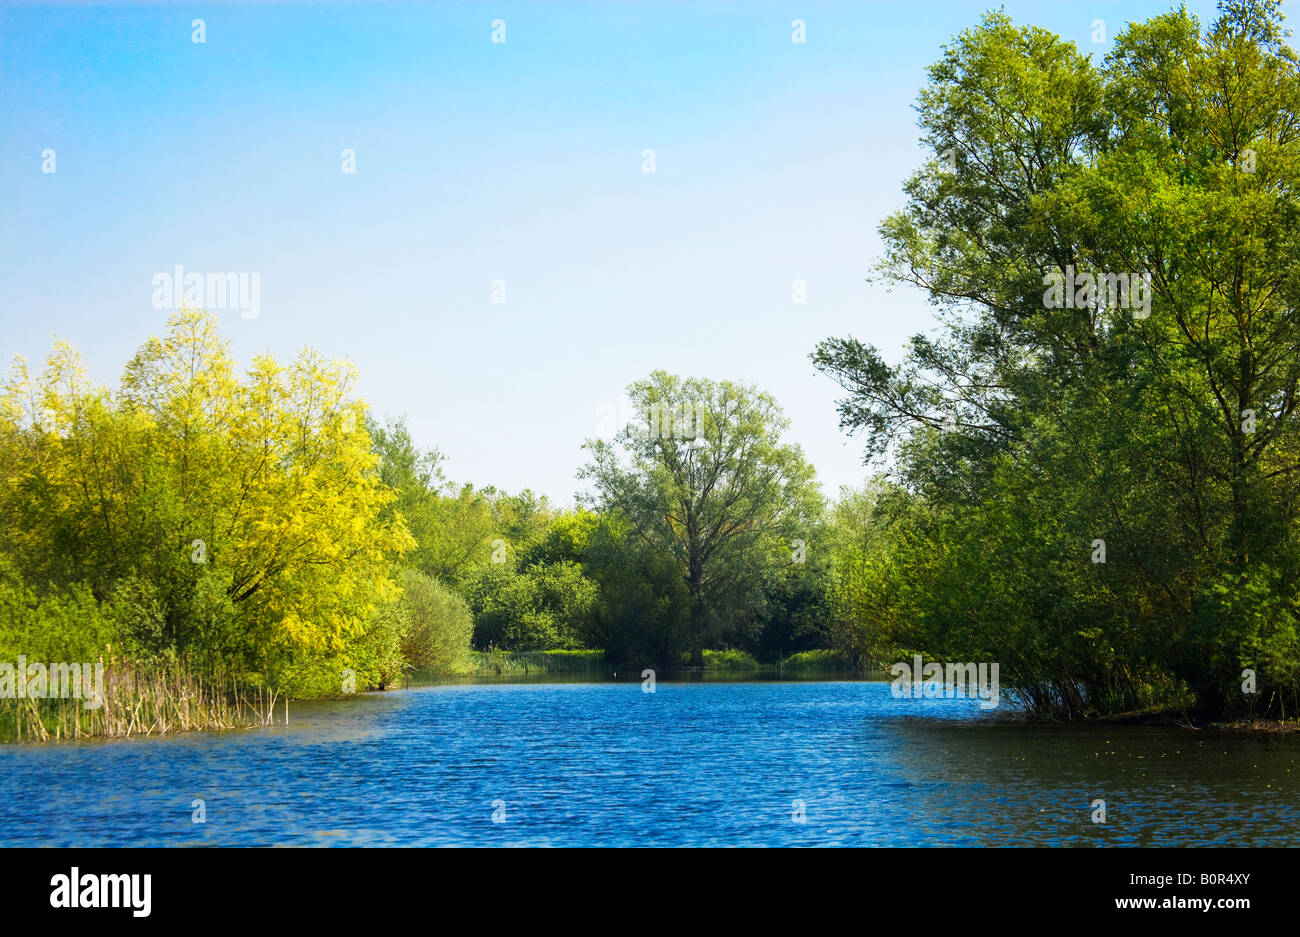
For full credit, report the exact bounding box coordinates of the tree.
[580,371,821,664]
[465,560,597,651]
[813,0,1300,719]
[367,417,500,589]
[0,308,415,691]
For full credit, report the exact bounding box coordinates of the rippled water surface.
[1,679,1297,846]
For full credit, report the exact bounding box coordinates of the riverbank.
[9,651,1296,744]
[1089,710,1300,733]
[438,647,860,678]
[978,706,1300,734]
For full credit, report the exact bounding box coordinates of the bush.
[780,649,856,672]
[0,560,119,662]
[701,648,761,671]
[397,568,473,673]
[467,561,597,651]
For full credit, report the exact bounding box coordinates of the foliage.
[465,560,597,651]
[701,648,761,670]
[579,371,823,664]
[396,568,474,674]
[813,0,1300,719]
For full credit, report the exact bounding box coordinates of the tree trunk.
[688,559,705,666]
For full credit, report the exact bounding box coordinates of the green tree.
[465,560,597,651]
[368,417,500,589]
[580,371,822,664]
[813,0,1300,719]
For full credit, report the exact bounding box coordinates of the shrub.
[396,568,473,674]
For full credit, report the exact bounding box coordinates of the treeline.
[0,309,468,738]
[372,371,854,670]
[0,310,880,741]
[813,0,1300,721]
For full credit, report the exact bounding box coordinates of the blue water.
[1,680,1297,846]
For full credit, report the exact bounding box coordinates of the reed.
[0,659,287,743]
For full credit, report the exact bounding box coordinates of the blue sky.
[0,0,1226,505]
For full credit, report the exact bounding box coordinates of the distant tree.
[580,371,822,665]
[368,418,499,589]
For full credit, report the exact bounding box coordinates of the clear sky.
[0,0,1226,506]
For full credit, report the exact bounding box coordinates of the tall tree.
[580,371,821,664]
[814,0,1300,718]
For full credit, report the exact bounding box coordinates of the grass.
[0,663,282,743]
[697,648,859,672]
[701,649,762,671]
[779,649,857,673]
[457,649,609,676]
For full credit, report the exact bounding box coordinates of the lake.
[1,678,1296,846]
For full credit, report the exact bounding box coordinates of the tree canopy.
[580,371,822,664]
[814,0,1300,718]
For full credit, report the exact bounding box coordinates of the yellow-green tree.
[0,308,414,692]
